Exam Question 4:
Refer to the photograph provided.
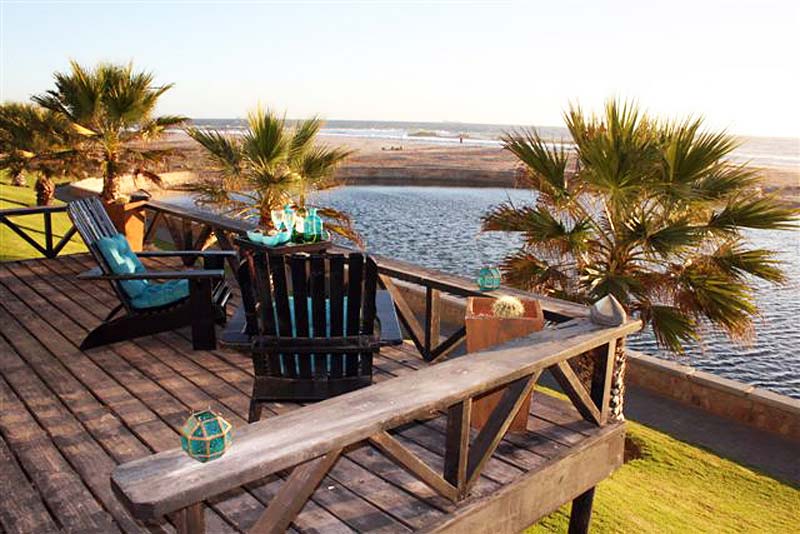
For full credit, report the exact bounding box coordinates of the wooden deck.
[0,253,624,533]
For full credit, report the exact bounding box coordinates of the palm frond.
[289,116,323,165]
[708,241,786,284]
[188,105,358,243]
[316,206,363,247]
[243,106,288,169]
[138,115,188,140]
[707,196,798,233]
[186,127,242,176]
[501,128,571,207]
[640,304,700,353]
[300,145,353,186]
[499,250,571,294]
[675,263,756,340]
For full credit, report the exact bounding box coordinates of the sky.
[1,0,798,137]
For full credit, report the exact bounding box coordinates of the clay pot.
[103,199,147,251]
[465,296,545,432]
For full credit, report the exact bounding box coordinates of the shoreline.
[144,131,799,201]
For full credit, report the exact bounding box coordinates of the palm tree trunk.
[258,205,271,229]
[10,170,27,187]
[35,174,55,206]
[102,155,119,202]
[608,340,627,422]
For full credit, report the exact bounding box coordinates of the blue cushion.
[131,279,190,309]
[95,233,149,298]
[278,297,351,375]
[284,297,348,337]
[95,233,190,309]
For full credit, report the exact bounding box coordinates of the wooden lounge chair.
[68,197,234,350]
[238,249,384,421]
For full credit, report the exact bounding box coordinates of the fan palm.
[186,106,359,243]
[483,100,797,419]
[32,61,186,201]
[0,102,85,205]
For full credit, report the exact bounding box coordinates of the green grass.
[0,172,86,261]
[2,174,798,532]
[528,390,800,533]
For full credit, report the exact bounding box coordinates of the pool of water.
[162,186,800,399]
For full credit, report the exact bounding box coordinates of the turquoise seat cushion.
[95,233,190,309]
[283,296,348,337]
[277,297,352,375]
[130,279,190,309]
[95,233,149,299]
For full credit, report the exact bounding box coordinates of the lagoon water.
[167,185,800,398]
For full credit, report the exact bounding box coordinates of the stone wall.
[626,351,800,442]
[393,281,800,442]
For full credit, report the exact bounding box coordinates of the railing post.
[568,487,595,534]
[444,398,472,497]
[43,211,54,258]
[181,219,195,265]
[424,287,441,360]
[174,503,205,534]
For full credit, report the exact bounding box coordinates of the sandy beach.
[151,131,799,203]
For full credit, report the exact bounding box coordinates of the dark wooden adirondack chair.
[239,250,382,422]
[68,197,234,350]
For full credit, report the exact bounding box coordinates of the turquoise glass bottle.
[304,207,324,243]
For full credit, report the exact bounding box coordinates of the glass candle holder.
[180,409,233,462]
[477,266,502,291]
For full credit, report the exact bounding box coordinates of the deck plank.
[0,372,120,533]
[0,255,619,534]
[0,428,60,533]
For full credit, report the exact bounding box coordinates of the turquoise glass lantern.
[477,266,502,291]
[180,409,233,463]
[304,207,324,243]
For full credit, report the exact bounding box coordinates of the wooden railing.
[360,250,588,362]
[143,200,255,271]
[0,205,78,259]
[112,310,641,533]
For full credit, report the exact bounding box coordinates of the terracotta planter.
[103,200,147,251]
[465,297,545,432]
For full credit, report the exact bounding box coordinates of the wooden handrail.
[111,315,641,524]
[145,199,257,234]
[364,249,589,321]
[0,204,68,216]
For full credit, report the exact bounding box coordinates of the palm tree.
[32,61,186,202]
[0,102,32,187]
[0,102,84,205]
[187,106,359,242]
[483,100,797,420]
